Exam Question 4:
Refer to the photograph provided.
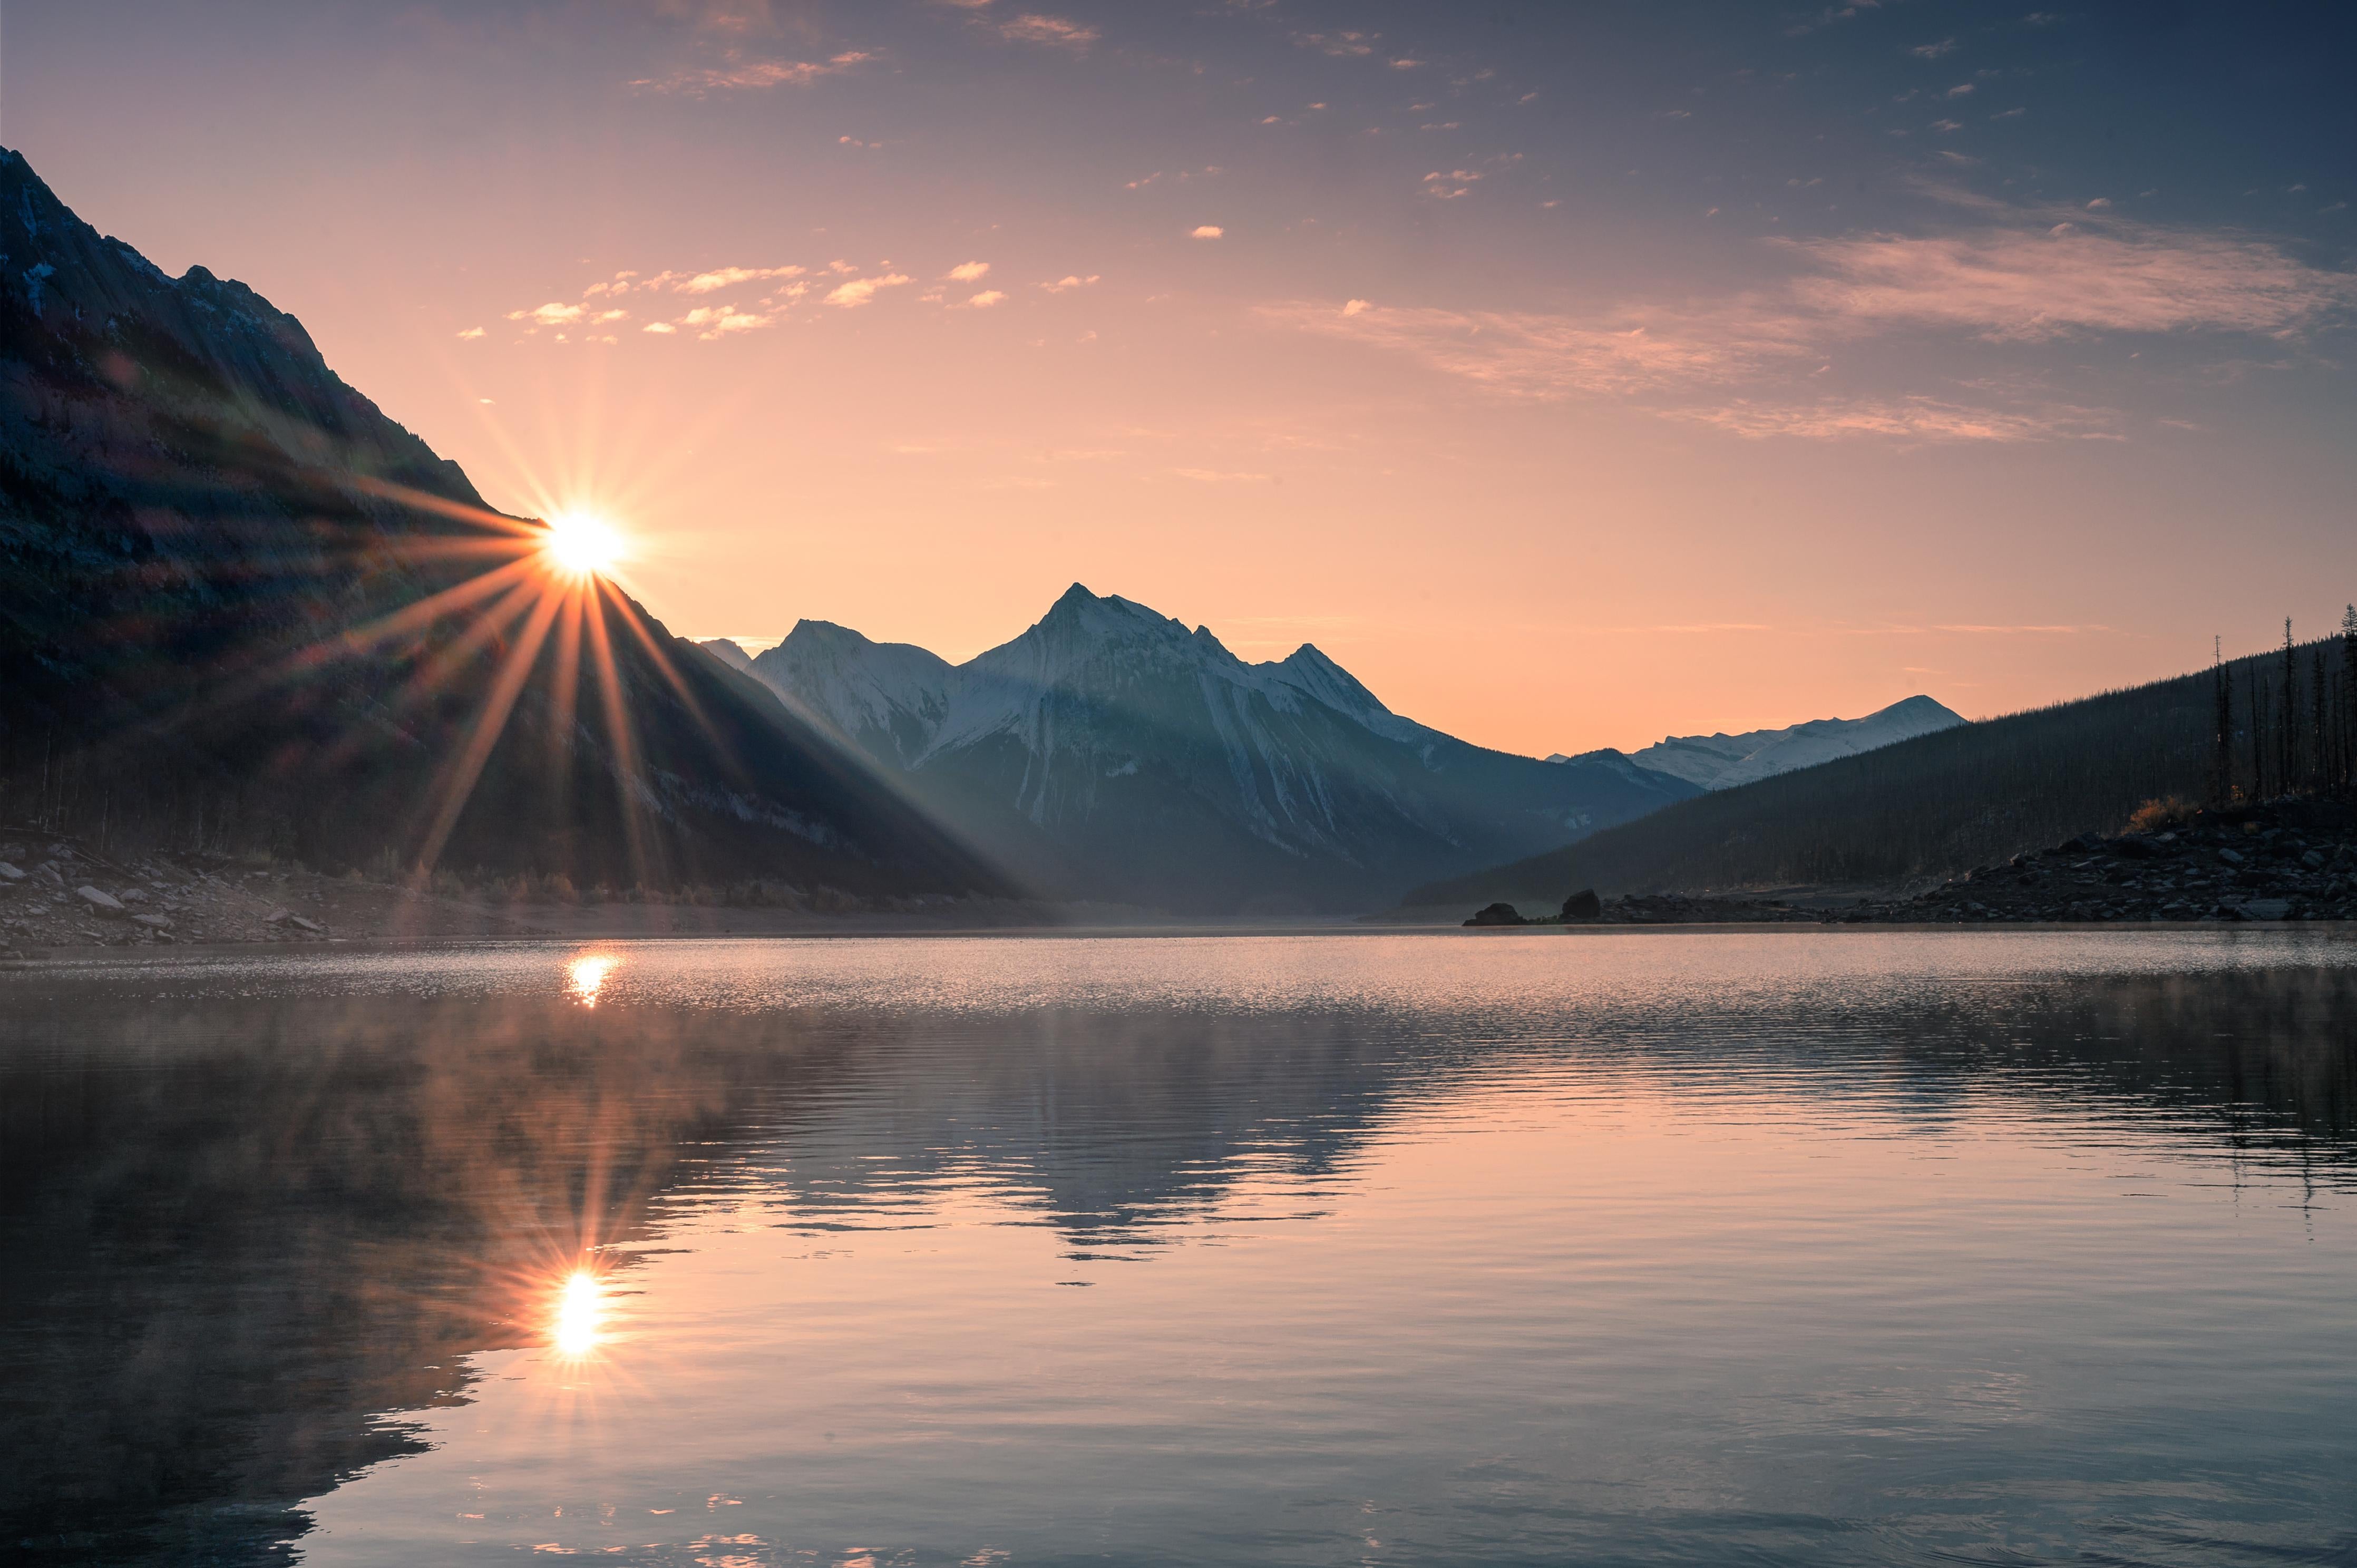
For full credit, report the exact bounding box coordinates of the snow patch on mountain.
[751,620,953,766]
[1568,695,1966,791]
[741,582,1700,910]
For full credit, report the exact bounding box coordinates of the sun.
[542,511,626,580]
[552,1269,603,1358]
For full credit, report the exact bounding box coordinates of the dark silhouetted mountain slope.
[0,147,1008,898]
[1403,638,2355,910]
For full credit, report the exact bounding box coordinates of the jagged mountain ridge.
[1558,694,1968,791]
[738,586,1700,912]
[0,147,1008,898]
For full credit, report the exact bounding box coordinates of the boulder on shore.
[73,885,125,917]
[1464,902,1530,928]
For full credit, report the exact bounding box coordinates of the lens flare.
[553,1270,603,1357]
[543,512,625,580]
[569,955,617,1006]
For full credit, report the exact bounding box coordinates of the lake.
[4,929,2355,1566]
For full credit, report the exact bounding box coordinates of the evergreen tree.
[2250,666,2267,799]
[2280,618,2298,792]
[2313,648,2329,792]
[2212,636,2233,803]
[2343,605,2357,793]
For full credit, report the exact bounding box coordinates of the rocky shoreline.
[0,829,1191,955]
[0,833,469,956]
[1465,798,2357,928]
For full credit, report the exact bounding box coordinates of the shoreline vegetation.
[1460,795,2357,929]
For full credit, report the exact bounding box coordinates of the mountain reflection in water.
[2,931,2354,1566]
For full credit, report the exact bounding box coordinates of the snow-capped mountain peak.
[754,619,952,765]
[1565,694,1967,791]
[1264,643,1433,746]
[741,583,1699,911]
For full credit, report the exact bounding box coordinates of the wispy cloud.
[1786,1,1884,36]
[999,13,1098,48]
[1191,225,1225,239]
[825,273,913,307]
[1271,203,2354,443]
[945,260,991,281]
[509,302,595,328]
[1932,622,2113,634]
[1791,217,2357,340]
[964,289,1007,308]
[679,264,805,293]
[678,304,775,337]
[1268,298,1807,398]
[506,257,928,338]
[1671,396,2122,443]
[1295,31,1377,58]
[630,49,872,94]
[1041,273,1101,291]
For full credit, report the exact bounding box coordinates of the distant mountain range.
[1564,695,1966,791]
[704,588,1699,912]
[0,147,1006,900]
[1401,636,2357,914]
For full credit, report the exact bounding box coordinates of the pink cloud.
[1276,203,2356,443]
[1000,14,1098,47]
[680,265,805,293]
[1270,298,1808,399]
[1671,396,2122,443]
[1790,219,2357,340]
[824,273,913,308]
[630,50,872,94]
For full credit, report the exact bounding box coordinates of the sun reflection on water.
[568,955,618,1006]
[552,1270,603,1358]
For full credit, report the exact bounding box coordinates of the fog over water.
[4,930,2354,1565]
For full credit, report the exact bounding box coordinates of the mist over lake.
[6,930,2354,1566]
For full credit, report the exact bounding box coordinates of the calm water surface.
[4,929,2355,1566]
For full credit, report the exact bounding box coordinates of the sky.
[8,0,2356,756]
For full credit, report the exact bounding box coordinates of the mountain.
[741,585,1700,912]
[697,637,755,672]
[0,147,1008,900]
[1402,637,2356,912]
[1579,695,1966,790]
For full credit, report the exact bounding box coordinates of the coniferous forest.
[1407,613,2357,910]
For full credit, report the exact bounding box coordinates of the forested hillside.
[1404,630,2357,911]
